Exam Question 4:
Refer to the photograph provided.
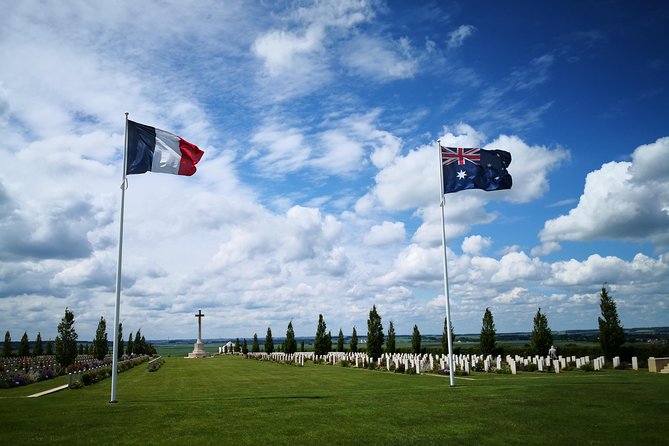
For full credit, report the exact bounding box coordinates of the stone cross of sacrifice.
[195,310,205,341]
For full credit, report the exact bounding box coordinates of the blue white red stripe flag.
[126,120,204,176]
[441,145,512,194]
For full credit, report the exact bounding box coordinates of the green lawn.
[1,355,667,445]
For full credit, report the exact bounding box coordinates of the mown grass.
[1,355,667,445]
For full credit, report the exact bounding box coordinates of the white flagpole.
[110,112,129,403]
[437,139,456,387]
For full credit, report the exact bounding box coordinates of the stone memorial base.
[186,339,210,358]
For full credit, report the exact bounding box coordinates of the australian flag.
[441,146,512,194]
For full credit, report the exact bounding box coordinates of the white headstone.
[632,357,638,370]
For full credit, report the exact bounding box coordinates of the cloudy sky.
[1,0,668,342]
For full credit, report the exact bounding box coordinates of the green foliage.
[367,305,384,359]
[265,327,274,354]
[55,308,78,368]
[314,314,329,355]
[117,323,124,360]
[93,316,108,360]
[531,307,553,356]
[580,362,595,372]
[242,338,248,354]
[45,340,53,355]
[339,359,350,368]
[235,338,241,353]
[441,316,452,354]
[126,332,134,355]
[252,333,260,353]
[336,328,344,352]
[33,332,43,356]
[284,321,297,354]
[3,331,11,357]
[300,340,305,352]
[411,325,421,354]
[18,332,30,357]
[480,307,496,355]
[598,286,625,360]
[350,327,358,353]
[385,321,396,354]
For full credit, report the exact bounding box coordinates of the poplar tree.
[264,327,274,354]
[300,340,305,352]
[235,338,241,353]
[3,331,11,357]
[117,323,124,360]
[134,329,143,355]
[19,331,30,356]
[126,332,134,355]
[55,308,78,368]
[411,325,421,354]
[531,307,553,355]
[314,314,329,355]
[385,321,396,354]
[441,316,455,354]
[335,329,344,352]
[350,327,358,353]
[252,333,260,353]
[480,307,496,355]
[285,321,297,354]
[46,340,53,355]
[367,305,384,359]
[93,316,108,360]
[598,286,625,360]
[34,332,43,356]
[242,338,248,354]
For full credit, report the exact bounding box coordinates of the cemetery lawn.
[1,356,668,445]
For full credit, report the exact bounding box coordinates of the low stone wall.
[648,357,669,373]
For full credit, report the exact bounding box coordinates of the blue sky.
[1,0,668,342]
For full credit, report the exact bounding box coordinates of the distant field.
[1,355,668,445]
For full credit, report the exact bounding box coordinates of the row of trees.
[3,308,156,367]
[479,286,625,360]
[241,286,625,361]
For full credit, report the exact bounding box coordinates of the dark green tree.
[385,321,396,354]
[411,325,421,354]
[78,343,84,355]
[337,328,344,352]
[46,340,53,355]
[350,327,358,353]
[441,316,456,354]
[252,333,260,353]
[531,307,553,355]
[19,331,30,356]
[235,338,241,353]
[480,307,496,355]
[285,321,297,354]
[242,338,248,354]
[55,308,78,368]
[598,286,625,360]
[126,332,134,355]
[3,331,11,357]
[34,332,43,356]
[300,340,305,352]
[314,314,329,355]
[84,344,90,355]
[367,305,384,359]
[134,329,143,355]
[117,323,124,360]
[264,327,274,354]
[93,316,108,360]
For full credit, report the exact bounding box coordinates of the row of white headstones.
[250,351,639,374]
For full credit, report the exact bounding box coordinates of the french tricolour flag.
[126,120,204,176]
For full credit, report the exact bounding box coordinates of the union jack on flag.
[441,146,481,166]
